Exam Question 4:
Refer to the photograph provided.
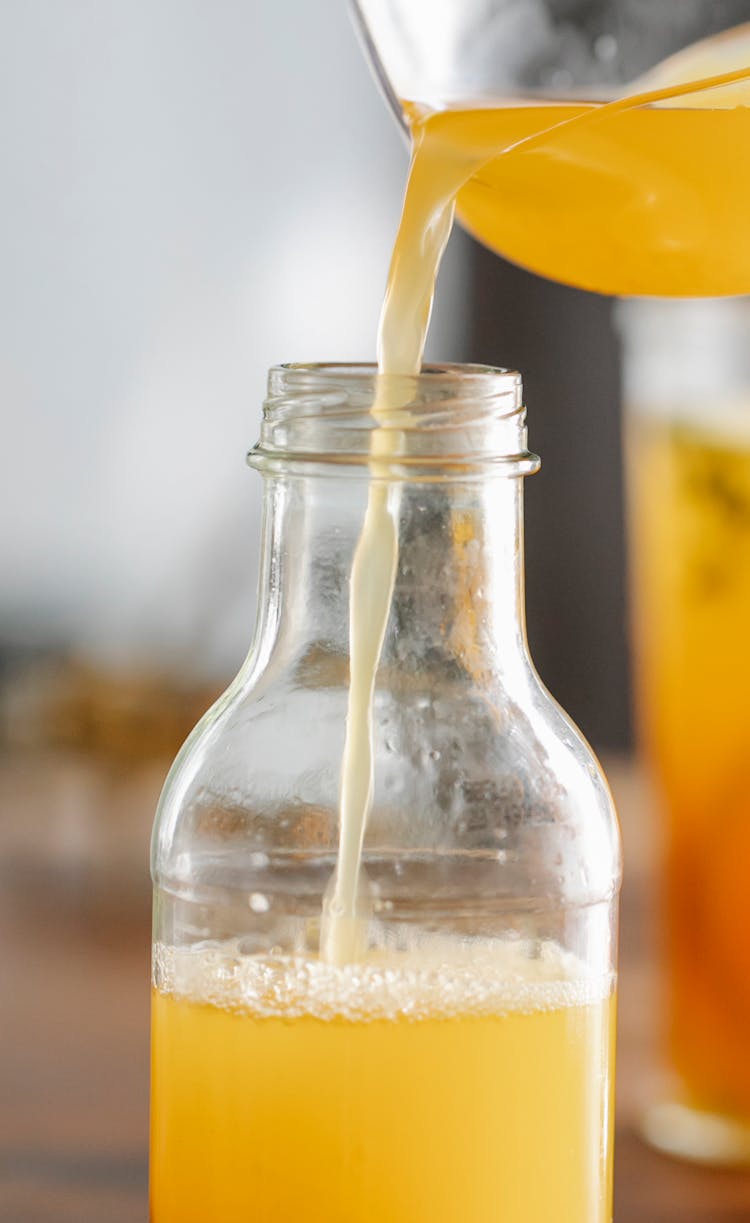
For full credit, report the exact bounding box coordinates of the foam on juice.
[154,936,612,1021]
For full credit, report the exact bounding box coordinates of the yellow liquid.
[151,943,615,1223]
[428,101,750,297]
[628,414,750,1118]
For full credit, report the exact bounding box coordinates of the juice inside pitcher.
[417,98,750,297]
[394,27,750,298]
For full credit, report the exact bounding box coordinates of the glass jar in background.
[150,363,621,1223]
[620,297,750,1163]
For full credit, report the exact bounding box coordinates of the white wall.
[0,1,467,677]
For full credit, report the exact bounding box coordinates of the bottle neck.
[247,470,531,691]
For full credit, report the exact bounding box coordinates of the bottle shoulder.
[515,667,622,895]
[152,663,621,904]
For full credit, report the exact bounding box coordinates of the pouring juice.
[322,38,750,966]
[148,18,750,1223]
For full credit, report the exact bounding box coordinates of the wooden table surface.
[3,751,750,1221]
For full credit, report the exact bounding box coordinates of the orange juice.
[416,101,750,297]
[151,941,615,1222]
[628,416,750,1123]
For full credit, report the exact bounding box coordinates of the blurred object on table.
[2,655,220,762]
[620,296,750,1164]
[0,655,222,916]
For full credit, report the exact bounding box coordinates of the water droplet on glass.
[545,66,573,90]
[594,33,618,63]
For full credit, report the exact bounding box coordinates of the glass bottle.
[150,362,621,1223]
[620,297,750,1163]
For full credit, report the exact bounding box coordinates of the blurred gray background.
[0,0,629,749]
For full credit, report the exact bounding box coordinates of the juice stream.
[319,140,456,963]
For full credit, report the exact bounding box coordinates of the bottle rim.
[249,362,540,478]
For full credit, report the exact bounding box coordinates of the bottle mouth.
[249,362,540,478]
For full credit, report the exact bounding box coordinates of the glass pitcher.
[150,363,621,1222]
[352,0,750,111]
[351,0,750,296]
